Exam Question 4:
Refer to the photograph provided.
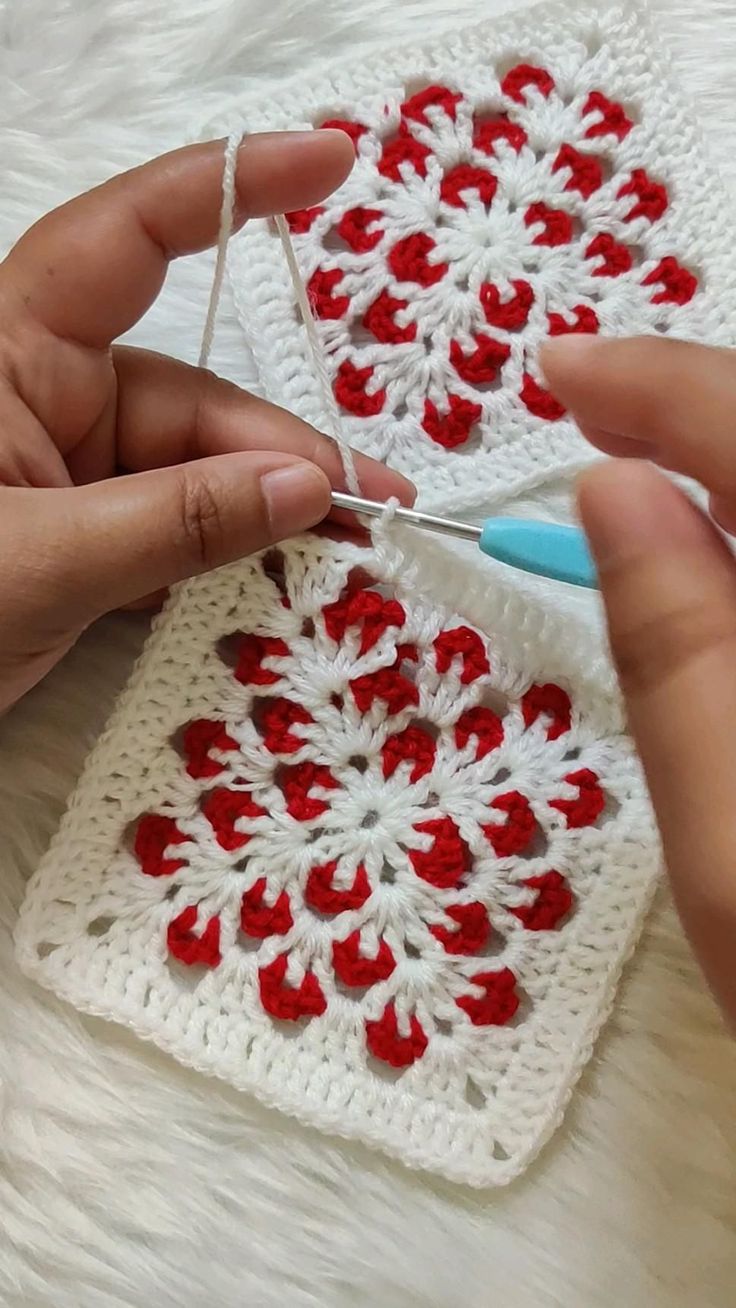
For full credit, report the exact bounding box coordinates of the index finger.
[541,334,736,501]
[2,131,354,348]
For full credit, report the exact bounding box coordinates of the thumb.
[578,458,736,1022]
[30,451,331,622]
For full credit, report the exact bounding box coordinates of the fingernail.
[578,460,700,572]
[275,129,352,151]
[261,464,330,538]
[540,334,608,376]
[540,337,660,460]
[539,335,614,396]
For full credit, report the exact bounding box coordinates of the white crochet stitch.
[14,0,734,1187]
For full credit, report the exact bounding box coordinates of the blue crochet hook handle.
[478,518,596,588]
[331,493,598,590]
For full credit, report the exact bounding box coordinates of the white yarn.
[198,129,240,370]
[273,213,362,496]
[200,132,362,497]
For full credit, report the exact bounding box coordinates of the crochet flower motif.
[286,65,698,452]
[132,551,613,1073]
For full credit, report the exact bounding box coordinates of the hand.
[542,335,736,1023]
[0,132,413,713]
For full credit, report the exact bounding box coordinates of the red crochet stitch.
[167,906,221,968]
[521,683,572,741]
[525,202,574,247]
[480,280,533,330]
[306,861,372,914]
[520,373,566,421]
[334,360,386,417]
[378,125,431,182]
[450,334,510,386]
[382,723,437,782]
[618,168,668,222]
[642,256,698,305]
[323,586,406,654]
[586,231,633,277]
[332,931,396,986]
[241,879,294,938]
[234,634,290,687]
[553,143,604,199]
[365,1003,428,1067]
[308,267,350,319]
[421,395,482,448]
[181,719,238,779]
[510,871,574,931]
[338,206,383,252]
[550,768,606,828]
[134,814,188,877]
[583,90,634,140]
[473,113,527,155]
[259,955,327,1021]
[259,698,313,754]
[454,705,504,759]
[279,761,340,821]
[456,967,519,1025]
[430,901,491,955]
[547,305,599,336]
[440,163,497,208]
[433,626,490,684]
[409,816,471,889]
[202,788,266,851]
[483,791,537,857]
[388,233,447,287]
[363,289,416,344]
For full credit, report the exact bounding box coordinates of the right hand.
[543,334,736,1024]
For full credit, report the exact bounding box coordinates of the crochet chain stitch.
[16,0,735,1186]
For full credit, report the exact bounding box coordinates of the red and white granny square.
[222,2,736,515]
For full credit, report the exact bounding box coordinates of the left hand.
[0,132,413,712]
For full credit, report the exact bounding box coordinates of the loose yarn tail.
[200,130,363,500]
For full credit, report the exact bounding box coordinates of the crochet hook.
[330,491,598,589]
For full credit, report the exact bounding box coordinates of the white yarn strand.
[273,212,362,497]
[199,133,362,498]
[198,129,241,370]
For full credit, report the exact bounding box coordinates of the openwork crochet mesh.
[15,1,733,1184]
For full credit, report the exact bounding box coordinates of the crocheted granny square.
[220,0,736,513]
[15,0,734,1186]
[16,530,656,1186]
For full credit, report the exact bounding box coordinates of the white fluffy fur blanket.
[1,0,736,1303]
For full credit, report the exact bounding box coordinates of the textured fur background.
[1,1,736,1304]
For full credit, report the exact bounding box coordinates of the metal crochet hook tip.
[330,491,483,543]
[329,491,598,590]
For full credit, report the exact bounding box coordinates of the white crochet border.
[198,0,736,515]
